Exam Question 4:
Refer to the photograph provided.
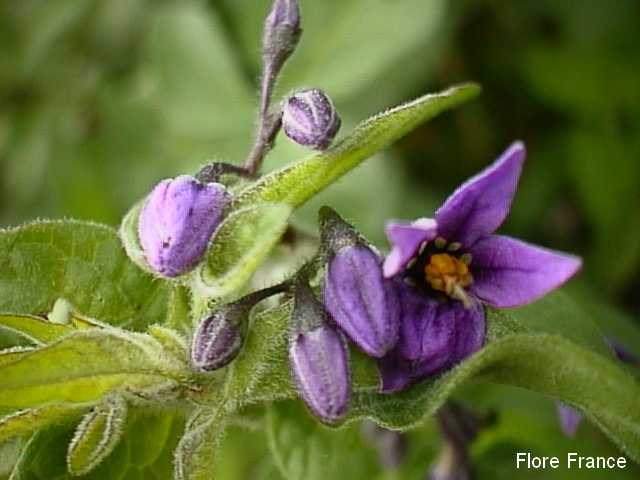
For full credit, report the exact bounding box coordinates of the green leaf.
[0,314,73,345]
[67,397,127,476]
[347,310,640,462]
[174,407,228,480]
[118,201,153,277]
[8,409,185,480]
[0,328,187,410]
[0,405,87,445]
[147,324,188,367]
[221,293,640,462]
[0,348,35,367]
[193,204,292,305]
[165,285,192,332]
[235,84,480,209]
[0,221,170,331]
[266,401,380,480]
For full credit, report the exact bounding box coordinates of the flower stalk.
[244,0,302,176]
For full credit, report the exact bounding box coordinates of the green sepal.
[174,407,228,480]
[66,396,128,476]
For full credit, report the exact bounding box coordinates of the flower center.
[424,253,473,307]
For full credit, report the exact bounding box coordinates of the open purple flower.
[379,142,582,392]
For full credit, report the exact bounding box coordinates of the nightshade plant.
[0,0,639,479]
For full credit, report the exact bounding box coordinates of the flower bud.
[191,285,288,372]
[191,304,246,372]
[282,89,341,150]
[264,0,301,40]
[262,0,301,72]
[289,281,350,423]
[320,207,400,357]
[138,175,230,277]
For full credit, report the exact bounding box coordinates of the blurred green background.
[1,0,639,478]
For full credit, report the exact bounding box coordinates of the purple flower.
[282,89,341,150]
[379,142,582,392]
[138,175,230,277]
[320,208,400,358]
[289,281,351,423]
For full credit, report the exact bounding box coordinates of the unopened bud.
[289,281,350,423]
[263,0,301,64]
[191,285,288,372]
[282,89,341,150]
[320,207,400,358]
[191,305,245,372]
[138,175,230,278]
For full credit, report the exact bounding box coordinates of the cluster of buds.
[245,0,341,175]
[136,0,341,278]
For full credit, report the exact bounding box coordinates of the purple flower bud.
[191,285,289,372]
[282,89,341,150]
[289,281,351,423]
[324,246,400,357]
[191,304,246,372]
[262,0,301,69]
[320,206,400,357]
[265,0,301,36]
[138,175,230,277]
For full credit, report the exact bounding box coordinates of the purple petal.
[324,245,400,357]
[395,285,455,362]
[383,218,438,278]
[450,299,486,363]
[377,350,415,394]
[289,325,351,423]
[378,289,486,394]
[469,235,582,308]
[435,142,525,247]
[556,403,582,437]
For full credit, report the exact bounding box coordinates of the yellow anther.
[424,253,473,299]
